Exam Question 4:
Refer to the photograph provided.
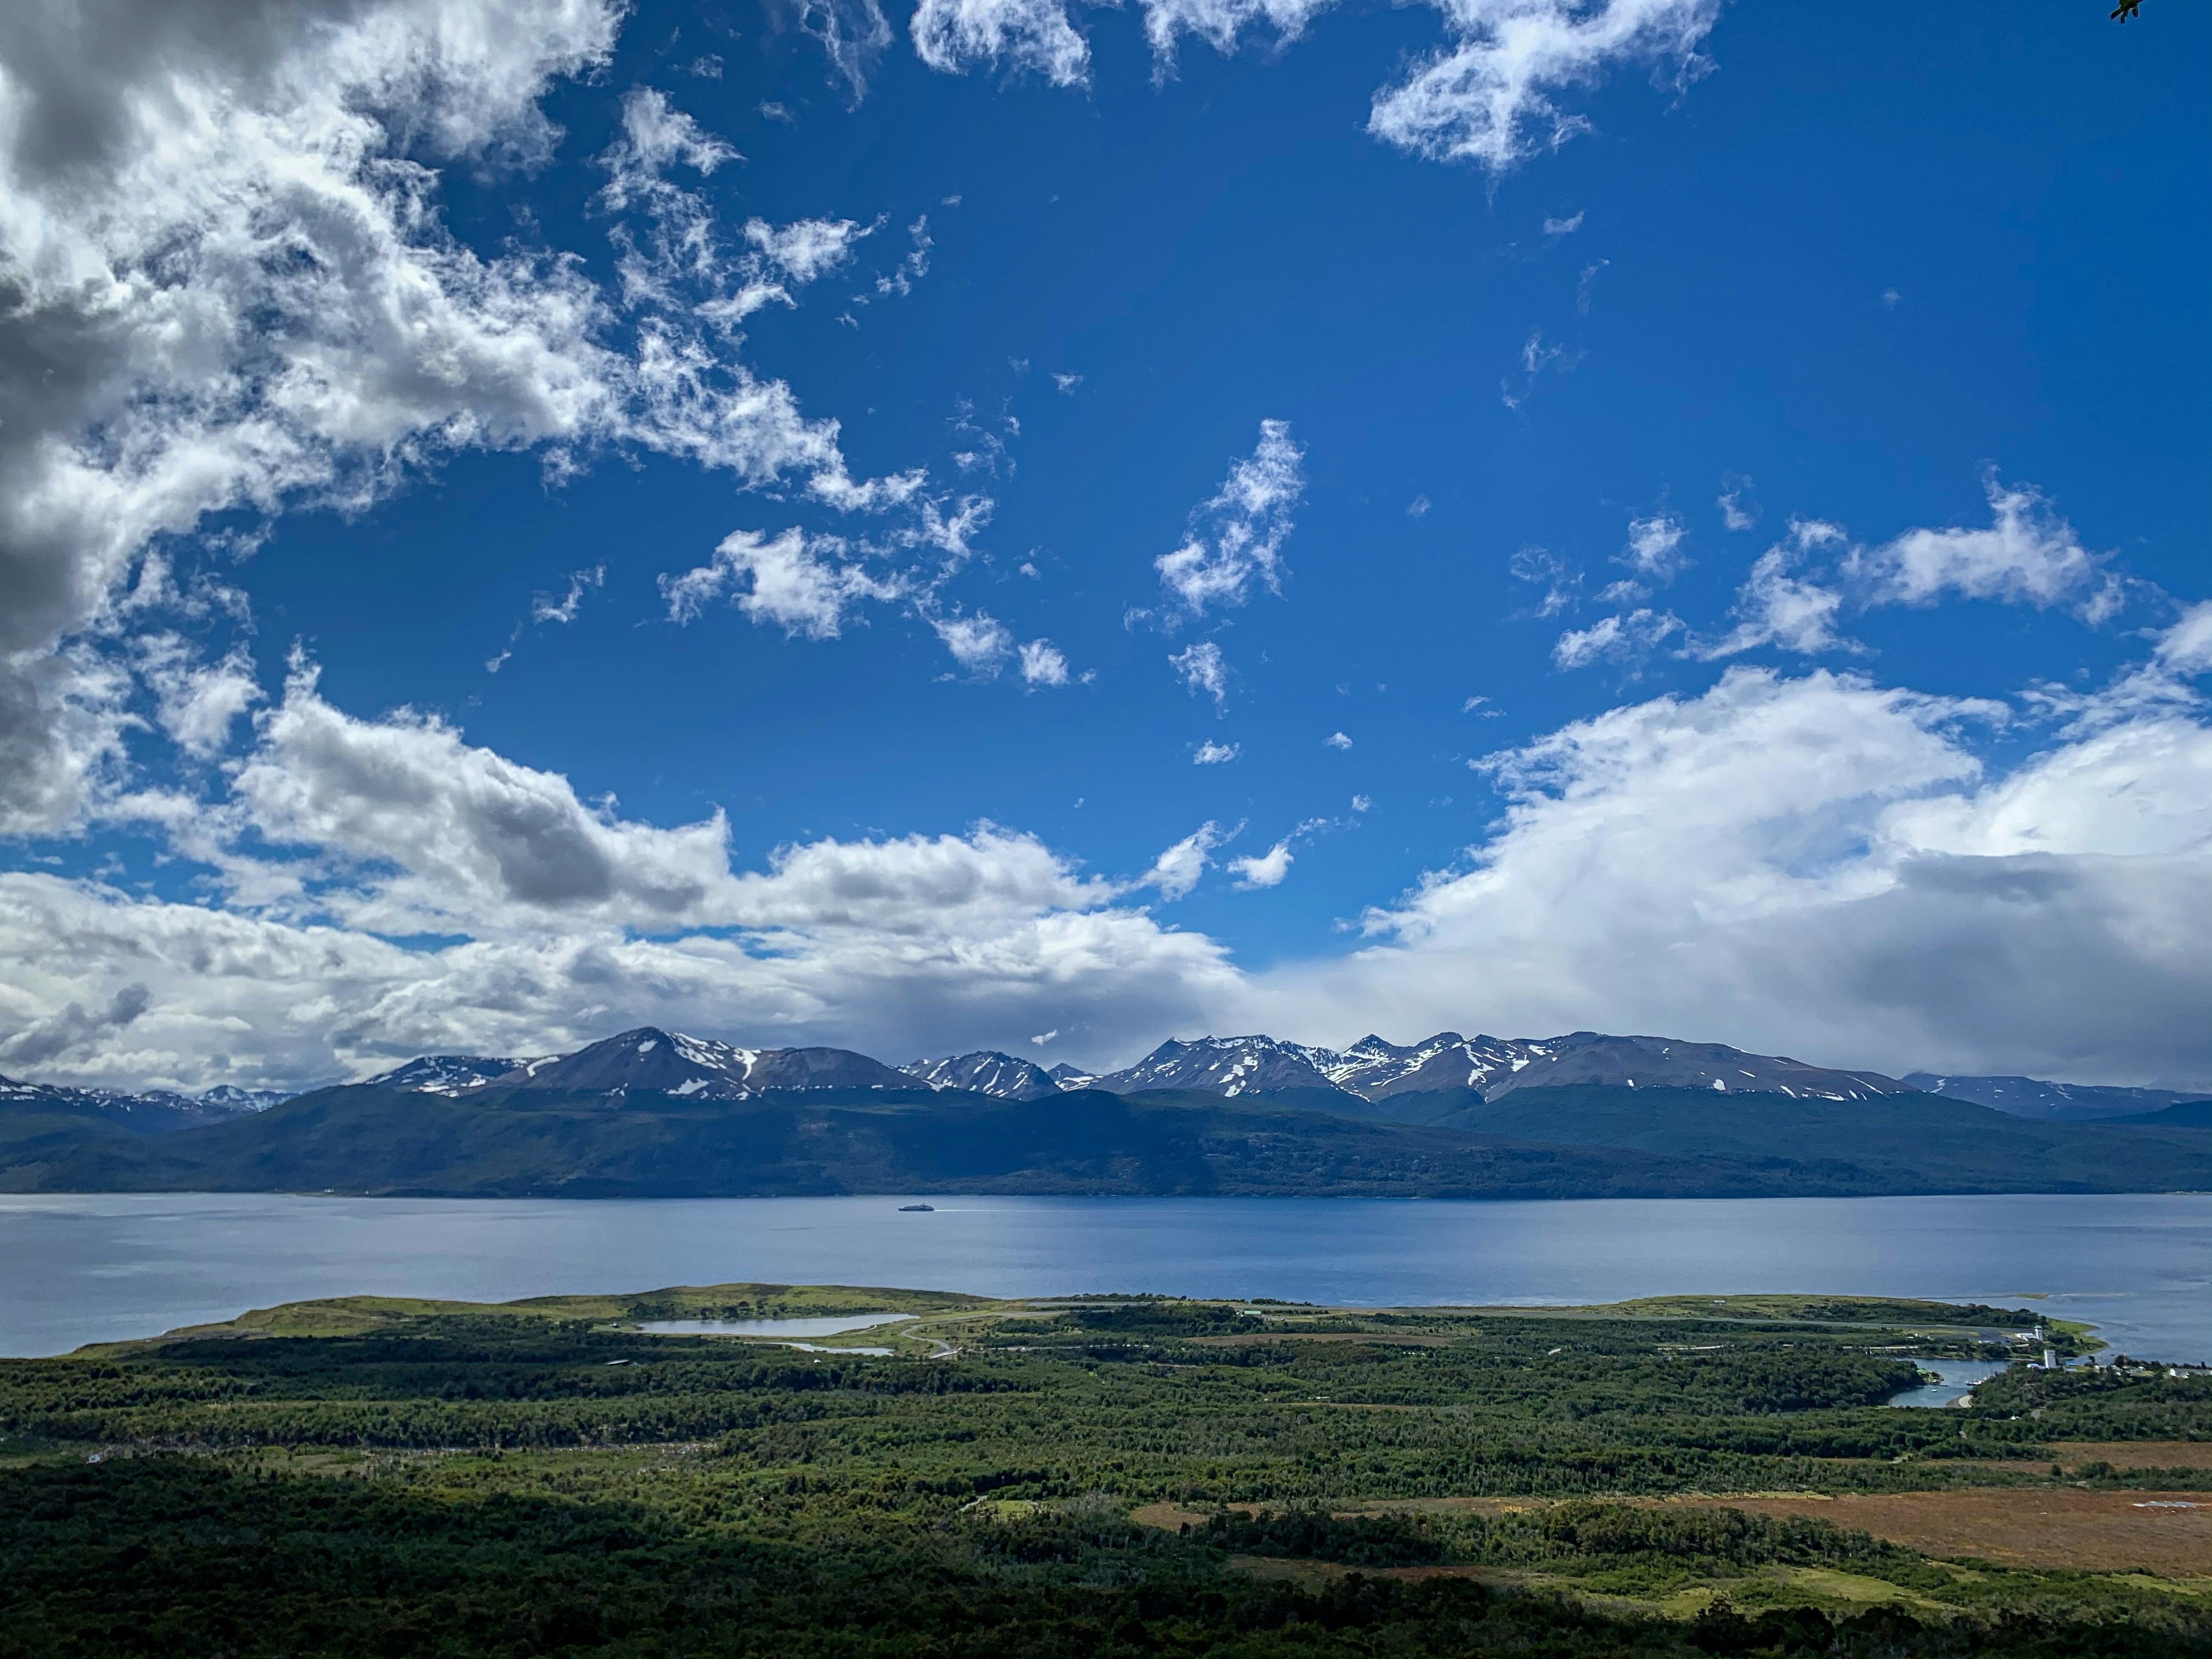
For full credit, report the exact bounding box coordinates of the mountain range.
[371,1028,1920,1108]
[6,1026,2207,1125]
[4,1024,2211,1201]
[1904,1072,2212,1123]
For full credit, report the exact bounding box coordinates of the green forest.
[3,1286,2209,1656]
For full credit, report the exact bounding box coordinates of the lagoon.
[3,1190,2208,1361]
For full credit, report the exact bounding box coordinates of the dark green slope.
[0,1082,1882,1200]
[8,1078,2210,1199]
[2111,1098,2212,1128]
[0,1096,148,1186]
[1363,1083,2212,1193]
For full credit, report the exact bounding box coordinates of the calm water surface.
[3,1191,2208,1361]
[1883,1359,2015,1409]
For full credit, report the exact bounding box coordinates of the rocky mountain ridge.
[1904,1072,2212,1123]
[0,1073,283,1134]
[12,1028,2206,1128]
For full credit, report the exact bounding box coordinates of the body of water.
[3,1190,2208,1361]
[1884,1359,2015,1408]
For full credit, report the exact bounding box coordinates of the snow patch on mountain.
[902,1052,1063,1101]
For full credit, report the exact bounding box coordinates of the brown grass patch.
[1954,1443,2212,1475]
[1672,1489,2212,1576]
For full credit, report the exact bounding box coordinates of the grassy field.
[4,1285,2210,1656]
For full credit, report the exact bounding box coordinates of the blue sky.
[1,0,2208,1091]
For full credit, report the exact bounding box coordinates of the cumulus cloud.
[0,980,150,1071]
[1699,481,2120,663]
[1239,663,2212,1087]
[1155,421,1306,615]
[1695,525,1852,659]
[0,0,900,836]
[1145,821,1227,901]
[1843,478,2108,617]
[1170,640,1230,707]
[0,834,1239,1090]
[1193,741,1241,764]
[14,642,2212,1090]
[1368,0,1721,170]
[1228,839,1294,889]
[1324,730,1353,749]
[661,528,904,639]
[2159,601,2212,677]
[911,0,1093,86]
[138,638,263,760]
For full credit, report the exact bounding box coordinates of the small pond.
[1884,1359,2013,1408]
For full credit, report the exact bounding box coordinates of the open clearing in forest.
[1137,1486,2212,1578]
[1971,1441,2212,1472]
[1673,1489,2212,1576]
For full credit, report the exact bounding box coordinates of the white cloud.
[911,0,1093,86]
[1407,493,1431,518]
[597,88,739,212]
[1052,372,1084,393]
[1368,0,1722,170]
[1510,546,1581,617]
[1543,210,1585,236]
[661,528,905,639]
[0,823,1239,1089]
[1170,640,1230,707]
[1695,527,1852,659]
[791,0,895,97]
[1193,741,1242,764]
[2159,601,2212,676]
[1699,482,2120,664]
[1155,421,1306,615]
[1018,639,1072,686]
[1141,0,1335,69]
[745,217,870,285]
[226,661,743,935]
[1244,664,2212,1087]
[932,610,1017,675]
[1228,839,1294,889]
[1145,821,1227,900]
[1718,475,1759,532]
[0,0,912,836]
[1324,731,1353,750]
[1351,793,1372,812]
[15,648,2212,1091]
[532,566,606,626]
[1552,607,1682,669]
[137,637,262,760]
[1843,478,2103,615]
[1618,512,1688,582]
